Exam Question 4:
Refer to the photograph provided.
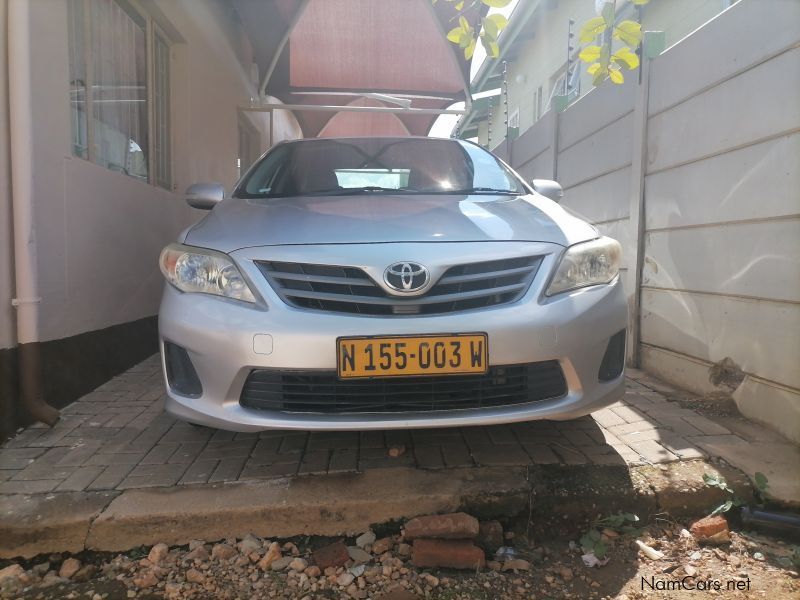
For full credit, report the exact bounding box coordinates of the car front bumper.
[158,246,628,431]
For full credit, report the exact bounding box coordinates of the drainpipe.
[8,0,59,426]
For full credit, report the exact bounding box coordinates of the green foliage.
[791,545,800,568]
[580,512,641,559]
[579,17,608,43]
[703,471,771,514]
[577,0,650,86]
[703,471,735,494]
[580,528,608,559]
[435,0,513,59]
[754,471,770,497]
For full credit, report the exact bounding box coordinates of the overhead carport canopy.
[232,0,485,137]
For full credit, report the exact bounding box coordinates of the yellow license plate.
[337,333,488,379]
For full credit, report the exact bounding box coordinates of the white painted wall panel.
[649,0,800,116]
[647,47,800,173]
[641,288,800,389]
[516,152,553,182]
[558,77,635,150]
[640,344,720,395]
[642,218,800,303]
[513,113,553,167]
[645,133,800,230]
[38,160,189,341]
[503,0,800,441]
[557,112,633,189]
[562,166,631,224]
[734,377,800,444]
[26,0,301,342]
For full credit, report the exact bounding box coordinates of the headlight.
[159,243,256,303]
[546,237,621,296]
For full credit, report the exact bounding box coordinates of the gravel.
[1,520,798,599]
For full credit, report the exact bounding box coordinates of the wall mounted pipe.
[8,0,59,426]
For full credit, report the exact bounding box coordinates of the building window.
[67,0,171,188]
[547,61,581,111]
[153,31,171,189]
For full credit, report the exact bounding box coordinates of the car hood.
[182,193,598,253]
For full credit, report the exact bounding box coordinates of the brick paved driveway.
[0,354,742,495]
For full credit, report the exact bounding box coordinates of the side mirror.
[531,179,564,203]
[186,182,224,210]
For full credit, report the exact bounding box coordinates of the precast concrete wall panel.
[640,0,800,440]
[641,289,800,392]
[648,0,800,117]
[557,76,635,151]
[642,219,800,303]
[512,113,554,180]
[504,0,800,440]
[646,48,800,174]
[644,133,800,230]
[557,112,634,190]
[561,166,632,225]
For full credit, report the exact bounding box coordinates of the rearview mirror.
[186,182,224,210]
[531,179,564,203]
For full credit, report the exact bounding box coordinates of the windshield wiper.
[307,186,417,196]
[445,187,521,195]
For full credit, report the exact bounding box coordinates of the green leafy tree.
[578,0,649,85]
[434,0,513,59]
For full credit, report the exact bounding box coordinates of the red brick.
[312,540,350,569]
[412,539,485,570]
[690,515,729,540]
[403,512,479,540]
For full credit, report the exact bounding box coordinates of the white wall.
[21,0,300,343]
[506,0,800,441]
[0,0,14,350]
[640,0,800,441]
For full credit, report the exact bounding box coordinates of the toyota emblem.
[384,262,430,293]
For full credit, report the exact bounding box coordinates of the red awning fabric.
[232,0,483,137]
[317,98,410,137]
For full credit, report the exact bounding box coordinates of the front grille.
[256,256,542,315]
[239,361,567,414]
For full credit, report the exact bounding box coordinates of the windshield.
[235,138,527,198]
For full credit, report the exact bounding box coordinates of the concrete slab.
[693,439,800,508]
[85,467,529,552]
[0,490,118,558]
[0,460,751,559]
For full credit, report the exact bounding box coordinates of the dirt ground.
[3,517,798,600]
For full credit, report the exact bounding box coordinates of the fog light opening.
[164,341,203,397]
[598,329,626,382]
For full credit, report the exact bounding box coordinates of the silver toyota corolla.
[158,137,627,431]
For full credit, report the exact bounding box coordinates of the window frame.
[67,0,173,189]
[151,22,173,190]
